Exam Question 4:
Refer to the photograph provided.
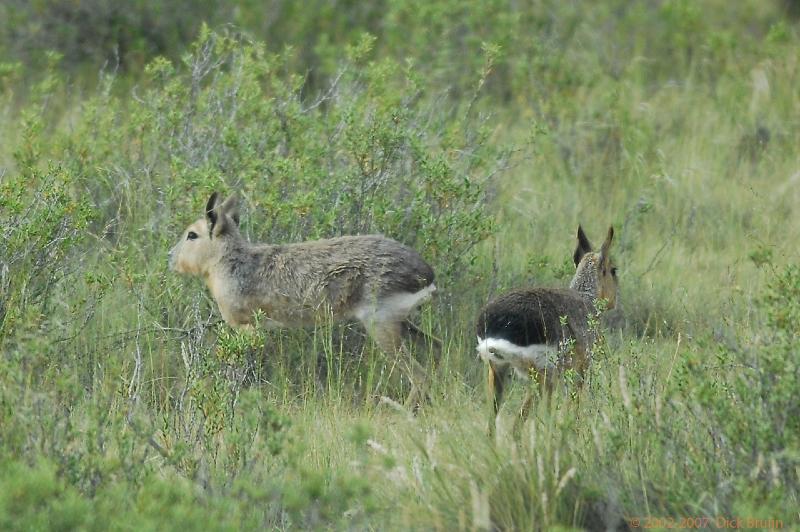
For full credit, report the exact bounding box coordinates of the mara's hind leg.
[512,367,555,437]
[403,320,442,365]
[573,344,590,390]
[364,319,429,411]
[487,362,508,438]
[402,354,430,412]
[513,386,534,438]
[568,345,590,418]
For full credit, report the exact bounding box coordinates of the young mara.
[169,192,439,407]
[476,225,617,434]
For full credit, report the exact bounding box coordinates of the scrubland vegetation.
[1,1,799,529]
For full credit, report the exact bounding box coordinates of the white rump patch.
[476,336,557,372]
[354,284,436,323]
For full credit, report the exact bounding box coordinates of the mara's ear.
[599,226,614,268]
[205,192,219,235]
[218,194,240,227]
[573,225,593,267]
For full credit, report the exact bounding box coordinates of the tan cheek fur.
[172,217,259,327]
[598,263,618,310]
[173,220,213,276]
[600,281,617,309]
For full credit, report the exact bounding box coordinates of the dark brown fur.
[476,288,594,351]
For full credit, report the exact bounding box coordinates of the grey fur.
[212,234,435,327]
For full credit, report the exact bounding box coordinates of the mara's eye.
[187,231,198,241]
[611,267,618,276]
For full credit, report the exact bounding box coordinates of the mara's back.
[223,234,435,325]
[273,234,433,293]
[476,288,594,348]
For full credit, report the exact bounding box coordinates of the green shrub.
[0,54,95,348]
[724,265,800,498]
[0,460,92,531]
[59,28,500,291]
[0,164,93,346]
[0,0,228,70]
[672,263,800,516]
[3,0,788,102]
